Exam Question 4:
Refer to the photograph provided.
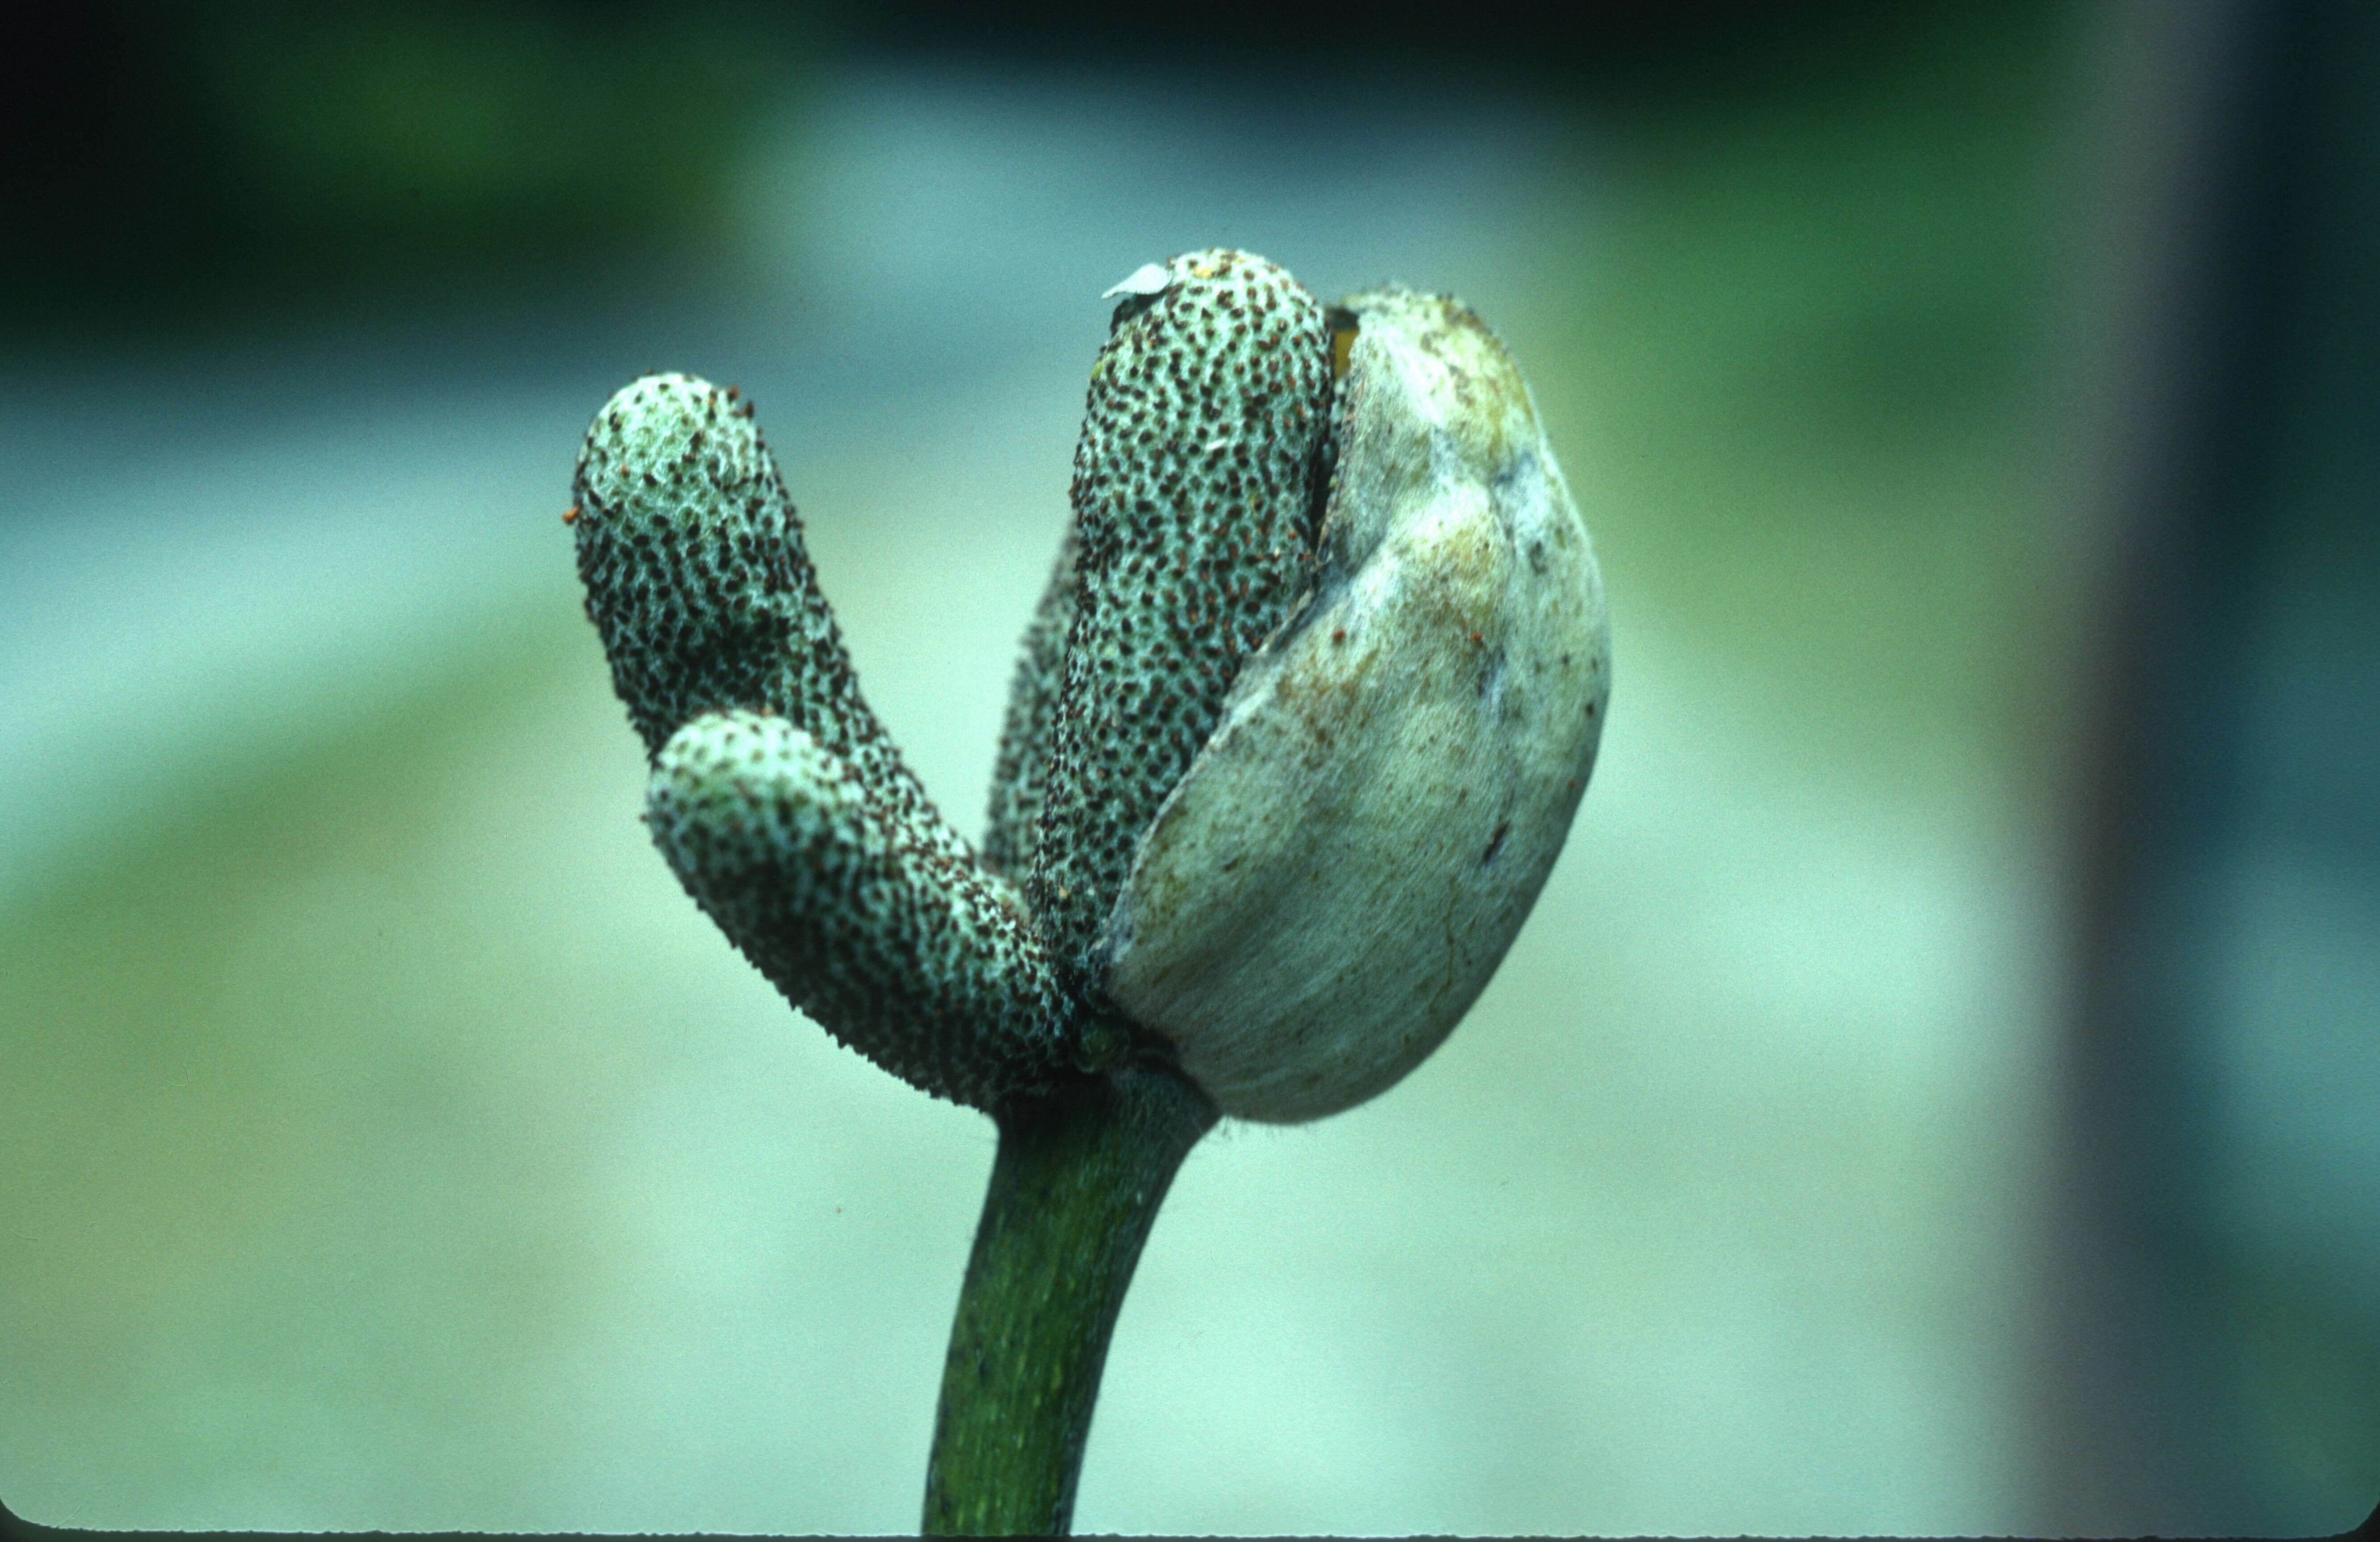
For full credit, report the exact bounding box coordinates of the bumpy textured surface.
[982,526,1077,882]
[573,261,1599,1125]
[1102,285,1610,1121]
[1026,250,1334,976]
[574,374,1073,1106]
[572,372,969,872]
[649,711,1068,1106]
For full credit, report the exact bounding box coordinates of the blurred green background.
[2,2,2373,1535]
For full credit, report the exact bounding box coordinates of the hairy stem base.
[922,1059,1218,1536]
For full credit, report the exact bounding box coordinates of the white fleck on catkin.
[1101,262,1171,300]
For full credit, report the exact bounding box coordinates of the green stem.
[922,1058,1218,1536]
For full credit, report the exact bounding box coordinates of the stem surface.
[922,1059,1218,1536]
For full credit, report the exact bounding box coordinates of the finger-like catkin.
[574,377,1075,1105]
[649,711,1070,1106]
[1026,250,1334,980]
[572,372,972,872]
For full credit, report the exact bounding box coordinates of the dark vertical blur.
[2047,2,2380,1533]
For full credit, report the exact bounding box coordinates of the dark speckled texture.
[1024,250,1334,982]
[573,376,1071,1106]
[647,710,1068,1109]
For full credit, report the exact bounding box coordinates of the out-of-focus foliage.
[1546,4,2080,799]
[0,1,805,325]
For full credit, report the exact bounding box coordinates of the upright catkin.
[1025,250,1335,982]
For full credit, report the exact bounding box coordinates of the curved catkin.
[572,373,970,872]
[649,711,1070,1106]
[574,375,1075,1105]
[1027,250,1333,977]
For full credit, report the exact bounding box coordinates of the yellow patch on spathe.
[1330,324,1357,382]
